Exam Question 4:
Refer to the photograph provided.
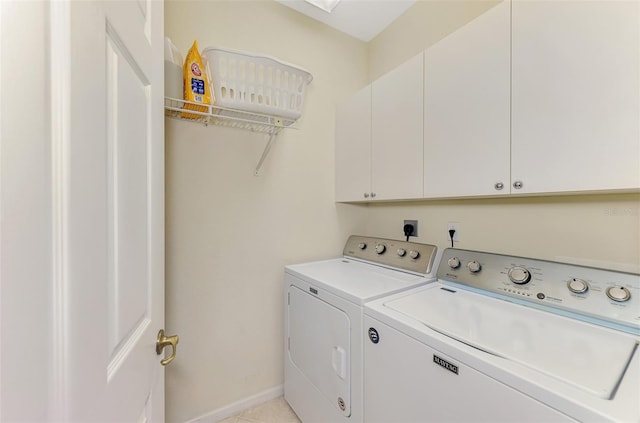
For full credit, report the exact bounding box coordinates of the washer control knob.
[508,267,531,285]
[409,250,420,259]
[567,278,589,294]
[375,244,386,254]
[447,257,461,269]
[358,242,367,250]
[397,248,406,257]
[606,286,631,302]
[467,260,482,273]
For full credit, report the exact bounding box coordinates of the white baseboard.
[185,385,284,423]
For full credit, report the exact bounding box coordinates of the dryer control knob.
[375,244,386,254]
[606,286,631,302]
[567,278,589,294]
[447,257,461,269]
[358,242,367,250]
[508,267,531,284]
[397,248,407,257]
[409,250,420,259]
[467,260,482,273]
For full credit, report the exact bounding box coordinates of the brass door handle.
[156,329,179,366]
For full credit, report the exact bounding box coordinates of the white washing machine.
[364,248,640,422]
[284,235,440,423]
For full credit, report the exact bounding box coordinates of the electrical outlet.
[403,220,418,237]
[447,222,460,242]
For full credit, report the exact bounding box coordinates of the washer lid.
[285,258,430,305]
[384,283,637,399]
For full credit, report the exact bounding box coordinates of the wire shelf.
[164,97,301,175]
[164,97,296,134]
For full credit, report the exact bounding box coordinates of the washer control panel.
[438,248,640,333]
[343,235,438,275]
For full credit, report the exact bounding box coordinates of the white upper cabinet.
[335,0,639,202]
[511,0,640,194]
[335,53,424,202]
[335,85,372,202]
[371,53,424,201]
[423,0,511,198]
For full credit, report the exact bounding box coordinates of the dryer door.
[288,286,351,416]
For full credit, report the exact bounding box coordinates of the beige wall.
[165,1,640,422]
[364,194,640,269]
[164,1,368,421]
[368,0,501,80]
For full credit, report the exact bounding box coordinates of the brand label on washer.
[368,327,379,344]
[433,354,458,375]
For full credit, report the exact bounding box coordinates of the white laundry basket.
[202,47,313,121]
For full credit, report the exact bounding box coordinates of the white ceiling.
[275,0,417,42]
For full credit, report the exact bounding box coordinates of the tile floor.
[217,396,301,423]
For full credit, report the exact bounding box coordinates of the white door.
[0,0,166,420]
[61,0,166,420]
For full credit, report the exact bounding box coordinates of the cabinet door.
[335,85,372,202]
[371,53,424,201]
[423,1,511,198]
[512,0,640,194]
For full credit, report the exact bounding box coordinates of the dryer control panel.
[437,248,640,335]
[343,235,438,276]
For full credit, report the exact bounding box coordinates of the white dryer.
[284,235,440,423]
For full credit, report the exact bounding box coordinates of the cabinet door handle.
[494,182,504,191]
[371,192,376,198]
[513,181,523,190]
[364,193,370,198]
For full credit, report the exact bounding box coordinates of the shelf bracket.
[254,132,278,176]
